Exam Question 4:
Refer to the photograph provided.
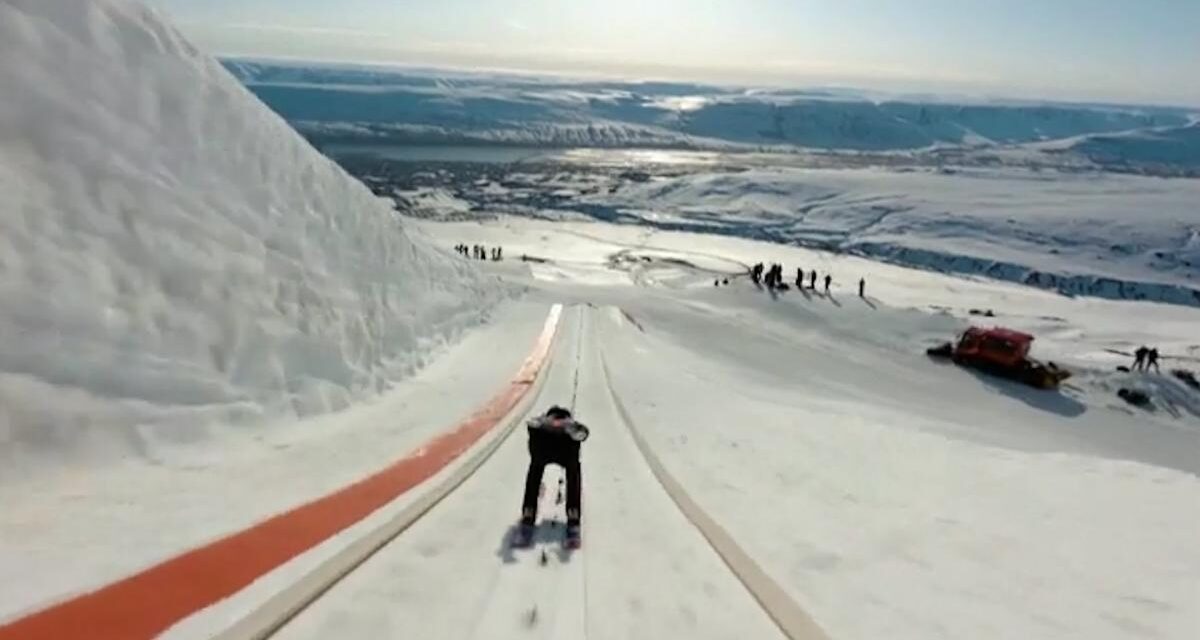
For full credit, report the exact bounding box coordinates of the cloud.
[505,19,531,32]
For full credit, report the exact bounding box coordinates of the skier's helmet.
[545,406,572,420]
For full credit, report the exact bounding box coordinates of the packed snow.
[398,217,1200,640]
[0,0,499,484]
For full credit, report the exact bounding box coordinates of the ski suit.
[521,409,588,526]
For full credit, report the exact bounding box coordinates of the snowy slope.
[1070,123,1200,170]
[580,167,1200,306]
[4,209,1198,638]
[200,216,1199,640]
[406,218,1200,640]
[0,0,496,480]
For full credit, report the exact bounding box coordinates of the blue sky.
[151,0,1199,105]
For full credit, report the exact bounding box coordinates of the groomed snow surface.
[0,0,499,484]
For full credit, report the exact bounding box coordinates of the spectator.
[1147,348,1161,373]
[1133,346,1148,371]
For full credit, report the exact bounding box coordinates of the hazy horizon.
[151,0,1200,108]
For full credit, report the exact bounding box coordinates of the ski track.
[272,305,787,640]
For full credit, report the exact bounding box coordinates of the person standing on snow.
[859,278,866,297]
[516,406,589,548]
[824,274,832,294]
[1133,346,1148,371]
[1147,348,1161,373]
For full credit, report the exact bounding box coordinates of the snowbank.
[0,0,497,478]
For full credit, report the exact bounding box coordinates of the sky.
[150,0,1199,106]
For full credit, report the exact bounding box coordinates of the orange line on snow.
[0,306,562,640]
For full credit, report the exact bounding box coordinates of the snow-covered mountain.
[0,0,495,478]
[223,59,1194,155]
[1067,123,1200,170]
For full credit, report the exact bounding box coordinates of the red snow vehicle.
[927,326,1071,390]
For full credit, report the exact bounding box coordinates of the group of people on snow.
[748,261,866,298]
[455,244,503,261]
[1132,346,1162,373]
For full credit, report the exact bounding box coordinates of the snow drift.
[0,0,494,477]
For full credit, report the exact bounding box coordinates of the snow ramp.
[219,305,829,640]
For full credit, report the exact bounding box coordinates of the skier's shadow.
[496,520,574,564]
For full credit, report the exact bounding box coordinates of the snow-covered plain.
[0,0,500,484]
[579,167,1200,306]
[353,154,1200,307]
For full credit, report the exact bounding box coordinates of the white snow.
[582,167,1200,305]
[6,203,1199,637]
[390,186,475,218]
[0,299,550,623]
[399,217,1200,640]
[0,0,500,484]
[4,3,1199,640]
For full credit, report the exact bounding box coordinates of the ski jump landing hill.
[1,304,830,640]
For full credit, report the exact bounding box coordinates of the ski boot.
[512,508,536,549]
[564,510,581,550]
